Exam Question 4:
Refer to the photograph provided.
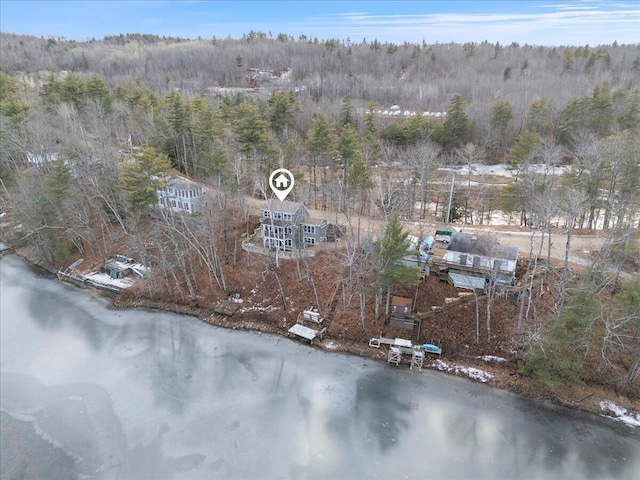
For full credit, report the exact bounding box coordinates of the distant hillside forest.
[1,32,639,236]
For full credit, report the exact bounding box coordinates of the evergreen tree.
[84,75,111,110]
[490,99,513,134]
[527,97,554,137]
[233,101,274,177]
[436,94,473,151]
[306,112,336,209]
[563,48,574,73]
[507,131,541,166]
[490,99,514,155]
[41,74,63,110]
[46,157,72,204]
[340,94,354,127]
[120,146,171,211]
[60,72,85,109]
[0,71,29,126]
[363,101,378,136]
[372,213,420,318]
[268,90,298,138]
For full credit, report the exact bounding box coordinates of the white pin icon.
[269,168,294,202]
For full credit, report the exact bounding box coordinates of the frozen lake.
[1,255,638,479]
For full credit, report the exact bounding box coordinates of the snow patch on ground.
[431,359,494,383]
[479,355,507,363]
[439,163,570,179]
[600,401,640,428]
[238,305,277,314]
[84,272,134,290]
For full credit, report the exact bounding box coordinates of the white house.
[157,177,203,214]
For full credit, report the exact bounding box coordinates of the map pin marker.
[269,168,294,202]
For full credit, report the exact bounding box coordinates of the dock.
[288,309,326,344]
[369,335,442,371]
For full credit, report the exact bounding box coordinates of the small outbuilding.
[100,261,133,279]
[442,232,518,290]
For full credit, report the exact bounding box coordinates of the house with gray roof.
[442,232,518,290]
[157,177,203,214]
[260,200,327,250]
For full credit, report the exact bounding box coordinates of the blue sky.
[1,1,638,46]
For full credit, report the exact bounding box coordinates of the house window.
[171,200,177,207]
[263,210,271,218]
[274,212,283,219]
[460,254,467,266]
[285,227,293,235]
[285,238,293,248]
[304,225,316,234]
[304,237,316,245]
[283,213,292,221]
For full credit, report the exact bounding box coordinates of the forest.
[0,32,639,401]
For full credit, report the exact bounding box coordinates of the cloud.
[296,5,640,45]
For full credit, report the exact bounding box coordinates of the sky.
[1,1,639,46]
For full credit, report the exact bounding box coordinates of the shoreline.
[7,248,640,429]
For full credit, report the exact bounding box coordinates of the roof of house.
[303,217,327,227]
[101,261,132,273]
[447,232,517,260]
[167,177,201,191]
[263,200,307,214]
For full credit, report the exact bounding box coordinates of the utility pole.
[445,173,455,223]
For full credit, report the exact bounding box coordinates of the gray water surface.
[1,255,638,480]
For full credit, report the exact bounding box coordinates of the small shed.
[100,261,132,279]
[389,296,423,344]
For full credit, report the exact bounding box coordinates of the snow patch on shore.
[479,355,507,363]
[431,359,494,383]
[600,401,640,428]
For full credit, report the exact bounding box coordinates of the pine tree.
[84,75,111,110]
[233,101,274,179]
[0,71,29,126]
[268,90,298,138]
[340,94,354,127]
[372,213,420,319]
[306,112,336,209]
[120,146,171,211]
[527,97,554,137]
[436,94,473,151]
[507,131,541,166]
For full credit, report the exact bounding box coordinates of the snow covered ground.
[430,359,494,383]
[600,401,640,428]
[439,163,570,178]
[83,272,135,290]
